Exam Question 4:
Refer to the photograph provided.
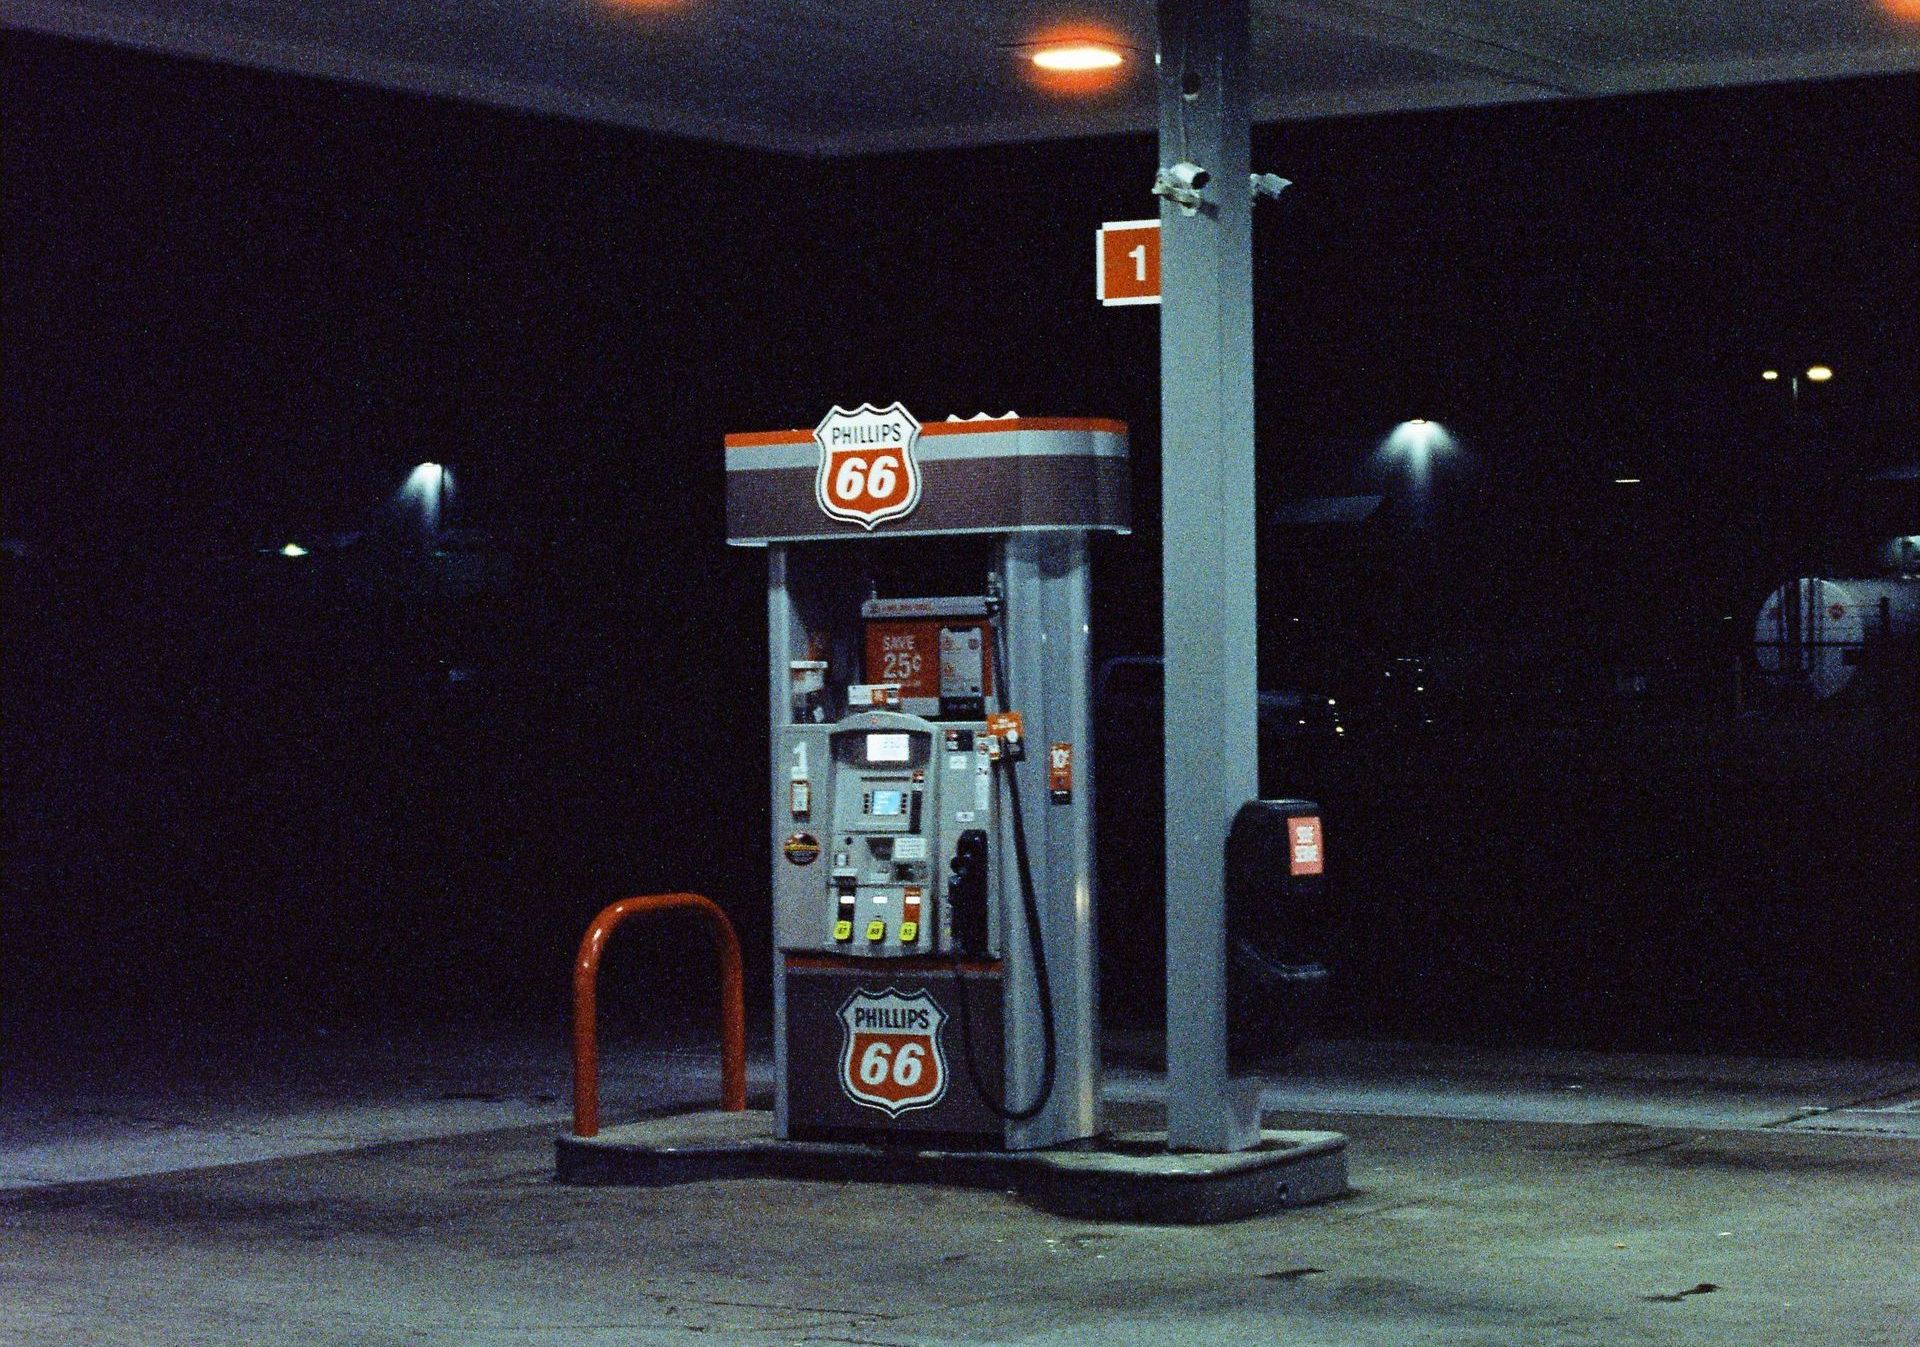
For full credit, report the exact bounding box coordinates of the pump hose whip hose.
[951,604,1058,1123]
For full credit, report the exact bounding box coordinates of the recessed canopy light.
[1806,365,1833,382]
[1031,42,1125,72]
[1761,370,1780,381]
[1613,478,1641,485]
[279,542,309,557]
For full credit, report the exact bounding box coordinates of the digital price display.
[865,733,910,764]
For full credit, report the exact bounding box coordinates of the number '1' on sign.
[1096,219,1161,306]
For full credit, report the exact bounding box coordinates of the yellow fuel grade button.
[898,921,919,944]
[865,919,887,942]
[832,919,853,942]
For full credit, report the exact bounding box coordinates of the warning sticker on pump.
[783,832,822,865]
[1048,742,1073,804]
[838,987,949,1115]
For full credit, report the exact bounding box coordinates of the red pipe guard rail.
[571,892,746,1137]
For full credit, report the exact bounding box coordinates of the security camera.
[1251,172,1292,201]
[1152,161,1211,214]
[1165,161,1210,191]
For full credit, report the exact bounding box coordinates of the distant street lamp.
[397,461,453,539]
[1762,365,1834,415]
[1376,419,1455,527]
[1756,364,1833,697]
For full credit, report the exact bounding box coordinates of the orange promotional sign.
[1097,219,1161,306]
[1048,742,1073,804]
[865,620,994,701]
[986,710,1024,744]
[865,622,941,699]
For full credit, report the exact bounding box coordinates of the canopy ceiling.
[6,0,1919,154]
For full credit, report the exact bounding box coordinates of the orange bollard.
[571,892,746,1137]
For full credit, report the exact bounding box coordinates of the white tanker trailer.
[1753,576,1920,699]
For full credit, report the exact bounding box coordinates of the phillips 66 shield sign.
[838,987,948,1115]
[814,403,923,529]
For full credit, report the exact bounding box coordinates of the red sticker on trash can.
[1287,816,1323,876]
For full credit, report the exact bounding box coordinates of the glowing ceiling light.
[1031,42,1125,72]
[1806,365,1833,382]
[1761,370,1780,381]
[279,542,309,557]
[1613,478,1641,485]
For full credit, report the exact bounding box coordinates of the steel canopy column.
[1158,0,1262,1152]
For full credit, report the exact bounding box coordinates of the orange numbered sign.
[1097,219,1162,306]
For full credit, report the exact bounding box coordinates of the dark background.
[5,32,1915,1057]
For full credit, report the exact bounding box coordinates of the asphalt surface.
[3,1096,1915,1346]
[5,1029,1918,1344]
[7,1031,1916,1192]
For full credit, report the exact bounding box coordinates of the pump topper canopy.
[726,413,1129,546]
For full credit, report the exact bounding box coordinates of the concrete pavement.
[2,1099,1914,1345]
[2,1028,1916,1343]
[7,1030,1916,1191]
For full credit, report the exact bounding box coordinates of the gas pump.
[727,406,1129,1150]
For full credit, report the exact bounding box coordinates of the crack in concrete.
[689,1297,902,1321]
[1644,1282,1719,1303]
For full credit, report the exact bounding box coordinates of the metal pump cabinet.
[726,408,1129,1150]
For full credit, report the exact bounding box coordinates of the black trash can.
[1226,798,1332,1061]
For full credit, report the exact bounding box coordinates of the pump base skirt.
[556,1109,1347,1224]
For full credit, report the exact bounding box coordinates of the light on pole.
[1762,365,1834,416]
[1376,419,1455,528]
[1757,364,1832,696]
[397,461,453,539]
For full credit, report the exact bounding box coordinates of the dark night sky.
[3,34,1916,1054]
[5,32,1915,553]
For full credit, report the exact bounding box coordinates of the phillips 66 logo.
[814,403,923,529]
[838,987,948,1115]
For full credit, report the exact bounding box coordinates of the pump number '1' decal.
[837,987,948,1115]
[814,403,923,529]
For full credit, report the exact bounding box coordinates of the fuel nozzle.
[947,828,990,955]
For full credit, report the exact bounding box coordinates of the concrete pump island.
[556,407,1347,1223]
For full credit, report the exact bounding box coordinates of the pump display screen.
[865,733,910,764]
[869,789,906,817]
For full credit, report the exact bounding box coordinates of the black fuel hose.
[951,604,1058,1123]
